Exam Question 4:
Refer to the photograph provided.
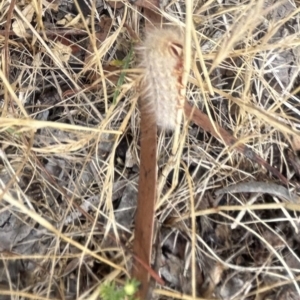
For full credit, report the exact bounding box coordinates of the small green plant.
[99,279,140,300]
[112,44,133,104]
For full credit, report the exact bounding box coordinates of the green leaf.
[99,279,140,300]
[112,45,133,104]
[110,59,125,67]
[124,279,139,296]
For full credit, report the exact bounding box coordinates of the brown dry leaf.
[12,1,58,38]
[277,287,298,300]
[12,3,35,38]
[159,252,184,289]
[201,262,224,298]
[262,230,285,249]
[216,272,250,299]
[290,135,300,152]
[42,0,59,11]
[62,14,82,28]
[56,13,74,26]
[60,258,80,278]
[51,41,72,63]
[107,1,124,9]
[131,0,160,9]
[84,16,112,66]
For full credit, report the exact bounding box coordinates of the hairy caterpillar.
[137,27,184,130]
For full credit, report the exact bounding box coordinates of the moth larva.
[137,28,184,130]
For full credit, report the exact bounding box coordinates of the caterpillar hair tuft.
[137,27,184,130]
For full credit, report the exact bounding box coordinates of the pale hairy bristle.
[137,28,184,130]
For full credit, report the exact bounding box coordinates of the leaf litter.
[1,0,300,299]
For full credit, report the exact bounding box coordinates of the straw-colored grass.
[1,0,300,299]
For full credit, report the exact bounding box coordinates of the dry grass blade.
[184,101,288,185]
[2,189,125,272]
[2,0,15,117]
[215,181,299,203]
